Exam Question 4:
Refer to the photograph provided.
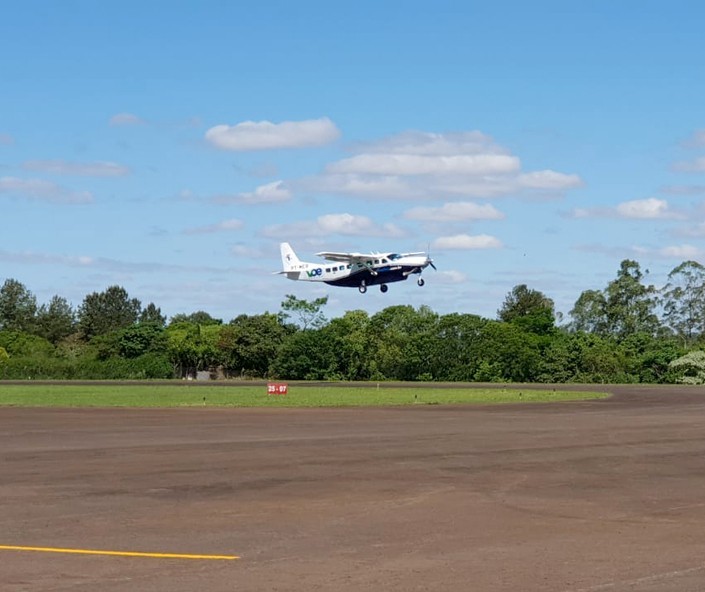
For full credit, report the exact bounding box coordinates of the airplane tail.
[280,242,301,271]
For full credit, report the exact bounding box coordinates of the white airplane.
[278,242,436,293]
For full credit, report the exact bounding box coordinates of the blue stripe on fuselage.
[324,266,419,288]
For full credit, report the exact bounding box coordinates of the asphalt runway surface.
[2,384,705,591]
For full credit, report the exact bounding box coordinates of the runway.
[2,385,705,591]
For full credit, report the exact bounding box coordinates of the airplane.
[278,242,436,293]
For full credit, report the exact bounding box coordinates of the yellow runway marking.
[0,545,239,560]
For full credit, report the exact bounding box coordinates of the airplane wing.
[315,251,379,262]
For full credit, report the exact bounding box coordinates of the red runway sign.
[267,383,288,396]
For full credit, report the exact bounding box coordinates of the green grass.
[0,383,609,408]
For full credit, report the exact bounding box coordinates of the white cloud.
[211,180,292,204]
[404,201,504,222]
[659,244,702,258]
[262,213,406,238]
[0,133,14,145]
[432,234,503,250]
[183,218,244,235]
[615,198,682,219]
[307,130,581,201]
[205,117,340,151]
[327,153,520,176]
[571,198,683,220]
[302,173,413,199]
[22,159,130,177]
[431,177,520,198]
[0,176,93,204]
[517,170,583,190]
[109,112,146,126]
[351,130,508,156]
[431,170,581,199]
[672,156,705,173]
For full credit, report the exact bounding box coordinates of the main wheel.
[417,278,425,287]
[380,284,388,293]
[359,285,367,294]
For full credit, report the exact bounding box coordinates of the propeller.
[426,242,437,271]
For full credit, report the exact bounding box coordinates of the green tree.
[661,261,705,343]
[0,279,37,333]
[605,260,659,339]
[36,295,75,344]
[570,289,609,335]
[139,302,167,326]
[366,305,438,380]
[429,313,487,381]
[498,284,555,335]
[169,311,222,326]
[280,294,329,330]
[269,328,338,380]
[165,322,200,377]
[0,330,54,358]
[78,285,142,339]
[539,332,628,383]
[165,321,222,377]
[668,350,705,384]
[570,260,659,340]
[55,332,94,361]
[324,310,372,380]
[117,322,168,358]
[620,332,683,383]
[219,313,289,378]
[477,321,543,382]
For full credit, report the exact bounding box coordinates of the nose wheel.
[380,284,388,293]
[417,278,425,287]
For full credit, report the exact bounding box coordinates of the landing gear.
[358,282,367,294]
[417,278,425,287]
[380,284,388,293]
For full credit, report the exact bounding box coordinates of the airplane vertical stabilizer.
[280,242,301,271]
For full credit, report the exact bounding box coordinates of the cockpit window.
[389,253,401,260]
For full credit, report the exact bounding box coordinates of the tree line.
[1,259,704,384]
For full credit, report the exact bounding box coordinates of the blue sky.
[2,0,704,322]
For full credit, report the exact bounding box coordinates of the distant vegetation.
[1,259,704,384]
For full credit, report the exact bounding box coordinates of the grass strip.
[0,384,609,408]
